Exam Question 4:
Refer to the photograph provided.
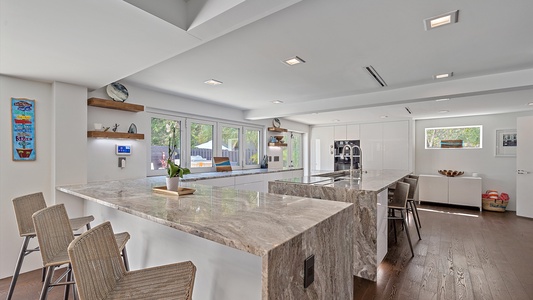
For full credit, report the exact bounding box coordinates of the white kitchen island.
[58,177,354,299]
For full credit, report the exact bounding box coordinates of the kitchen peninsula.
[58,177,354,300]
[269,169,411,281]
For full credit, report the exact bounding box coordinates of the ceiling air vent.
[364,66,387,87]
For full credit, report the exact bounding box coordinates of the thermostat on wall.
[116,144,131,155]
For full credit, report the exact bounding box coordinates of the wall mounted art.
[495,129,517,157]
[11,98,36,161]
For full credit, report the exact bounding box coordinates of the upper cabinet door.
[334,125,347,140]
[346,124,360,140]
[383,121,409,170]
[310,126,335,171]
[360,123,383,170]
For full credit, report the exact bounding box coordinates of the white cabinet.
[419,175,448,203]
[346,124,360,140]
[419,175,482,210]
[334,125,347,140]
[448,177,482,207]
[196,177,235,187]
[376,189,388,264]
[310,126,334,171]
[360,123,383,170]
[383,121,409,170]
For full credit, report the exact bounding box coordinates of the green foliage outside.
[245,129,259,164]
[190,122,213,147]
[425,126,481,148]
[151,118,179,147]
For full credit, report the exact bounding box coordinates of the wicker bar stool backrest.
[390,181,410,209]
[13,192,47,237]
[68,221,126,300]
[32,204,75,267]
[403,177,418,200]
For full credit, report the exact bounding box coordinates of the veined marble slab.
[269,169,411,281]
[58,177,354,299]
[180,167,302,181]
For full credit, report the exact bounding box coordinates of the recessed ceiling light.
[380,115,388,119]
[204,79,223,85]
[436,98,450,102]
[333,119,340,122]
[283,56,305,66]
[434,72,453,79]
[528,102,533,106]
[424,10,459,30]
[272,100,284,104]
[439,110,449,113]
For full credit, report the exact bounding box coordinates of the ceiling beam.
[244,68,533,120]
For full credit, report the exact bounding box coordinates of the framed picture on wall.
[11,98,36,161]
[495,129,516,157]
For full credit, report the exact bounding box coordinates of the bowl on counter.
[438,170,464,177]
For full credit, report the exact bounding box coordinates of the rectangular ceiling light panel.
[424,10,459,30]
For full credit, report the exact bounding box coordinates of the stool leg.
[122,247,130,271]
[401,211,415,257]
[412,200,422,228]
[40,266,55,300]
[7,236,32,300]
[410,201,421,240]
[64,264,73,300]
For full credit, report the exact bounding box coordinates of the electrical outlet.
[304,255,314,288]
[118,157,126,168]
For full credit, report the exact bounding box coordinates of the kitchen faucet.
[342,144,363,179]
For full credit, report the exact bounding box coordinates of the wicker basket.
[482,198,508,212]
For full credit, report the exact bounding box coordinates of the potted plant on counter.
[166,125,190,191]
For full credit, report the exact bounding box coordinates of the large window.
[244,128,260,166]
[283,132,303,168]
[149,117,183,174]
[425,125,482,149]
[148,114,262,174]
[189,120,214,169]
[220,124,240,167]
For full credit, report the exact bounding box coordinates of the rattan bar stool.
[32,204,130,300]
[388,181,415,257]
[68,221,196,300]
[7,192,95,300]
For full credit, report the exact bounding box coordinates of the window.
[283,132,303,168]
[189,120,214,170]
[220,124,240,167]
[425,125,482,149]
[244,128,261,167]
[149,117,183,176]
[149,114,262,174]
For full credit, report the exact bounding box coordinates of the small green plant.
[167,125,190,178]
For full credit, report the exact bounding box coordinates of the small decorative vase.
[166,177,180,192]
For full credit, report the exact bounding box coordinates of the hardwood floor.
[355,203,533,300]
[1,203,532,300]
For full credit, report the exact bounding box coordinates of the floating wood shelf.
[268,142,287,147]
[88,98,144,112]
[87,131,144,139]
[267,127,287,132]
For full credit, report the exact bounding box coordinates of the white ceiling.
[1,0,533,125]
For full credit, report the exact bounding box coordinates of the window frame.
[147,114,186,177]
[218,123,242,169]
[424,125,483,150]
[283,131,303,168]
[187,118,217,173]
[242,126,263,169]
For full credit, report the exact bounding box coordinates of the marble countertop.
[277,169,411,193]
[57,176,351,257]
[178,167,302,181]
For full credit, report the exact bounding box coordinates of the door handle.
[518,170,531,174]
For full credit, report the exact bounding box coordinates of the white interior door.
[516,116,533,218]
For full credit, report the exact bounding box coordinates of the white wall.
[87,84,310,182]
[415,111,533,211]
[0,75,53,278]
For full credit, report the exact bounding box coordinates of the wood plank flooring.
[355,203,533,300]
[1,203,532,299]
